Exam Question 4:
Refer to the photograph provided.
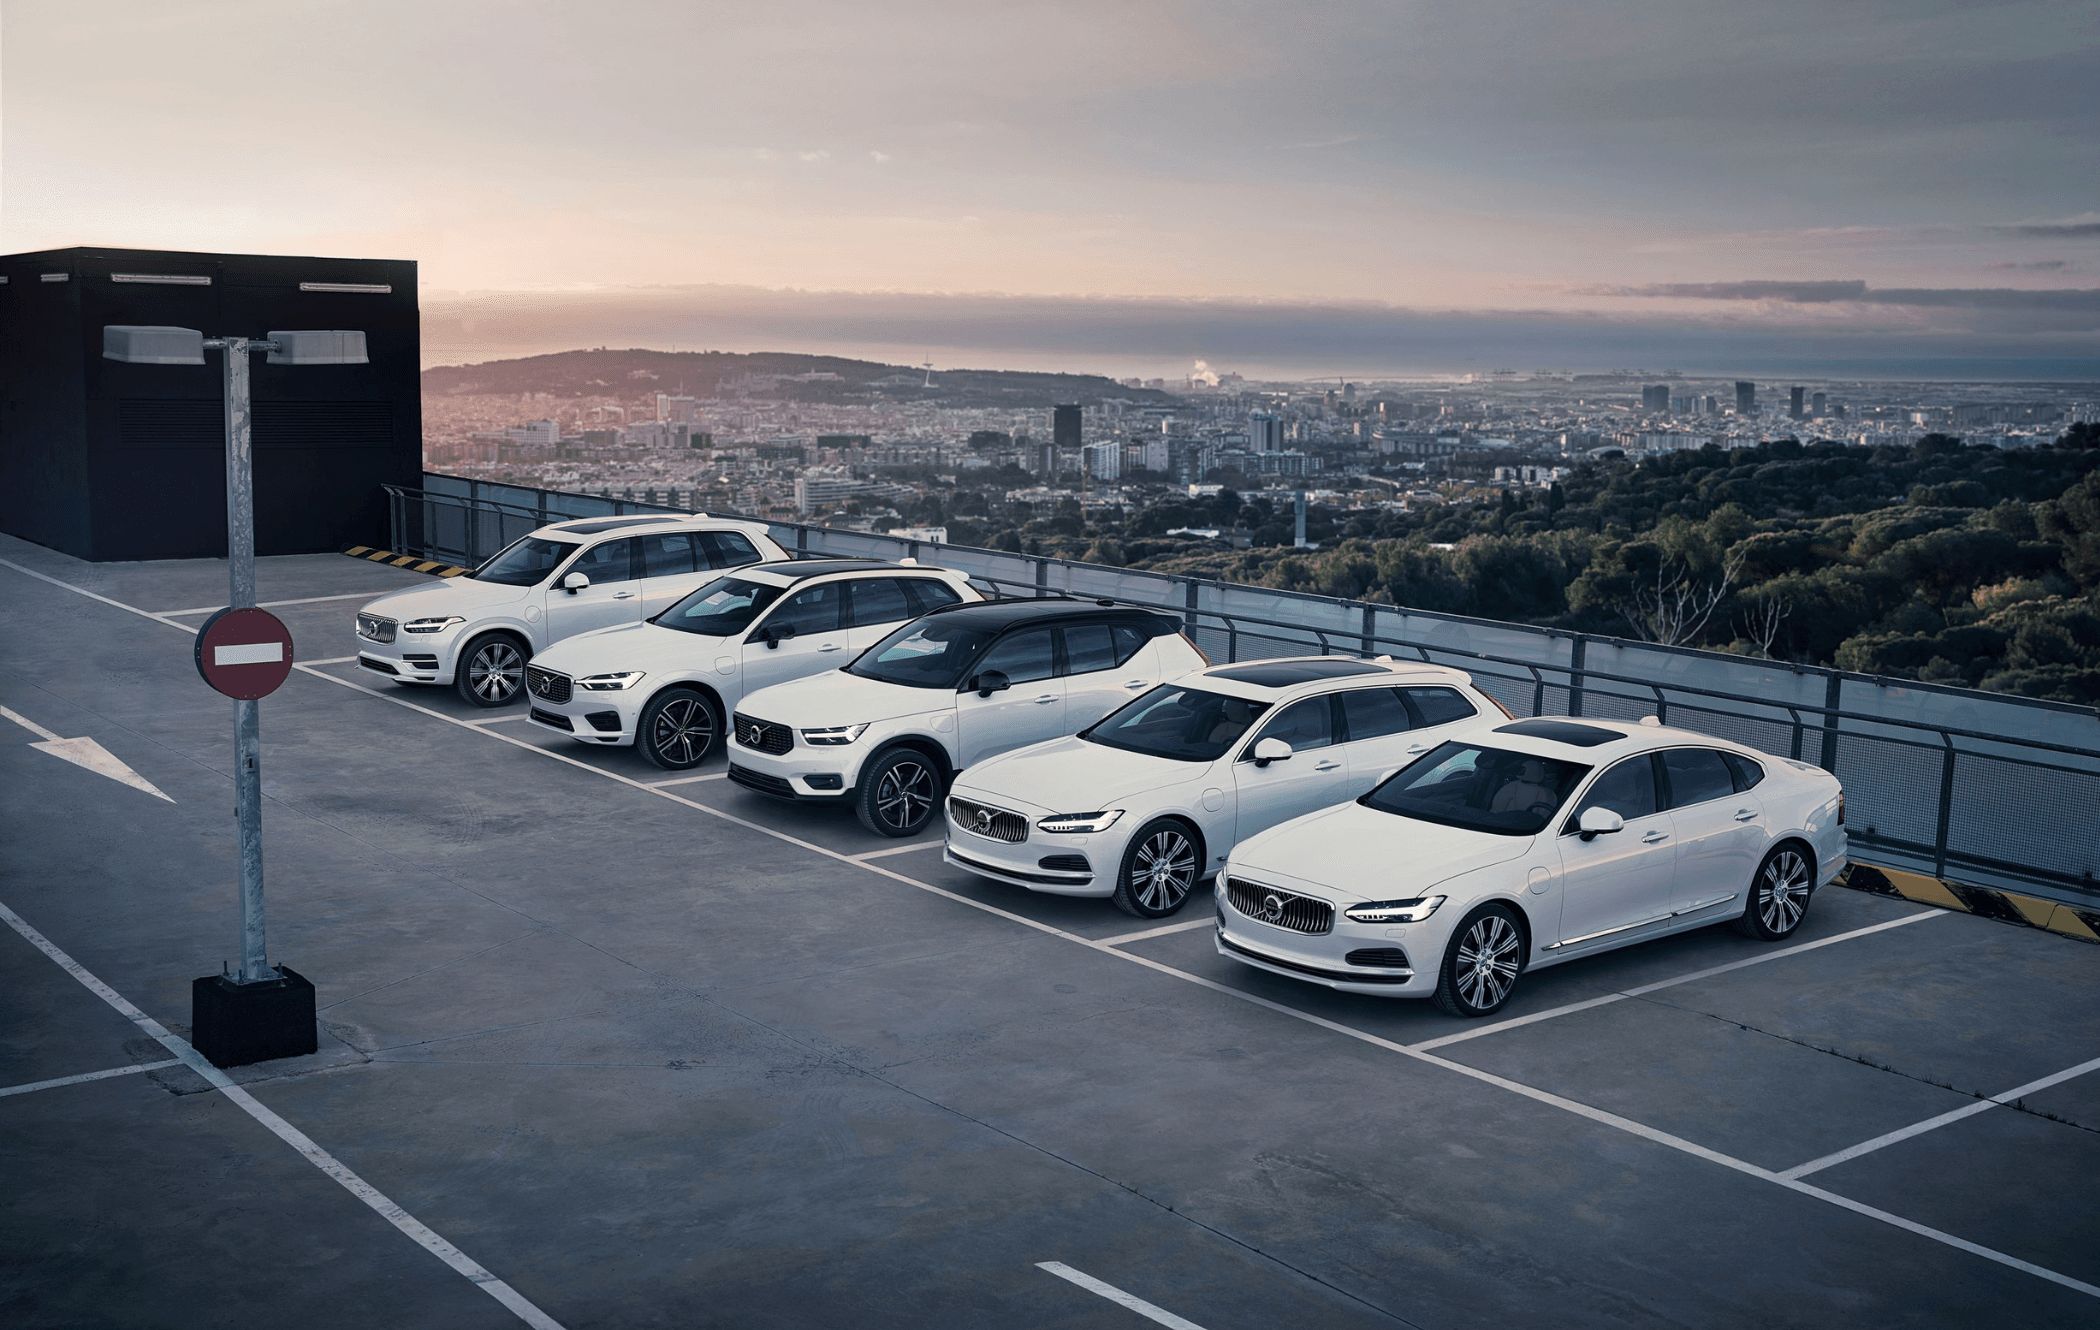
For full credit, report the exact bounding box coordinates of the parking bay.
[4,537,2098,1328]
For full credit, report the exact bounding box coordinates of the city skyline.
[4,1,2097,377]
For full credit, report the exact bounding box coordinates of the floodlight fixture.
[102,324,207,365]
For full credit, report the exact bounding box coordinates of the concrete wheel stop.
[191,965,318,1068]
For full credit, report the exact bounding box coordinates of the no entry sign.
[195,608,295,700]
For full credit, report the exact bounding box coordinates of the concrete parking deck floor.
[4,531,2098,1329]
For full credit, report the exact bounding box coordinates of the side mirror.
[562,572,590,596]
[1252,737,1294,768]
[972,669,1011,698]
[1577,806,1625,841]
[760,622,799,650]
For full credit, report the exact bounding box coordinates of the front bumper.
[726,720,866,801]
[355,635,455,684]
[940,796,1111,896]
[1212,881,1440,997]
[522,668,638,744]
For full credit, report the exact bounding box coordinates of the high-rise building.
[1053,403,1083,453]
[1789,386,1807,421]
[1641,384,1671,412]
[1811,391,1827,418]
[1704,395,1719,415]
[1735,381,1757,415]
[1083,440,1121,481]
[1249,412,1284,453]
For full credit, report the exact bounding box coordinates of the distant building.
[1083,440,1121,480]
[1811,392,1828,418]
[1053,404,1083,454]
[1641,384,1671,412]
[1735,381,1757,415]
[1249,413,1284,453]
[815,433,871,450]
[887,526,948,544]
[1790,386,1807,421]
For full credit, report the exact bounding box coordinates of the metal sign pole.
[214,336,272,984]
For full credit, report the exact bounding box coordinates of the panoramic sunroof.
[1206,658,1386,687]
[552,516,674,535]
[1493,718,1626,747]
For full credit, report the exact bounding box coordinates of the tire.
[638,689,721,771]
[854,747,943,837]
[1110,818,1203,919]
[455,634,527,708]
[1432,904,1526,1018]
[1733,843,1814,940]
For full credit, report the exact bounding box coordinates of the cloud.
[1590,280,2100,312]
[1983,217,2100,238]
[1989,259,2070,271]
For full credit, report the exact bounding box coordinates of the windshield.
[1082,685,1271,763]
[1362,742,1591,837]
[846,619,999,688]
[654,576,784,636]
[472,536,578,587]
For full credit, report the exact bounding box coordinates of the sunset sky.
[5,1,2095,377]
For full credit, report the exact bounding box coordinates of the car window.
[1244,695,1334,757]
[472,536,578,587]
[566,537,638,585]
[1364,741,1589,837]
[1111,623,1149,666]
[657,576,784,636]
[760,582,844,637]
[1661,748,1736,809]
[641,533,700,578]
[1083,685,1270,763]
[974,627,1056,684]
[1722,751,1766,792]
[1340,687,1414,742]
[845,577,913,628]
[905,579,963,614]
[1061,623,1119,676]
[1569,754,1659,828]
[847,620,999,688]
[1404,686,1478,727]
[699,531,763,568]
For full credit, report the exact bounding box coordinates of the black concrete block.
[190,965,318,1068]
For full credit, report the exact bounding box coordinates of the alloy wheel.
[1455,914,1520,1011]
[874,759,935,832]
[651,696,716,766]
[1130,828,1196,913]
[1757,849,1810,934]
[467,642,523,703]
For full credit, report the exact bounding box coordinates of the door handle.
[1313,760,1341,771]
[1124,679,1149,690]
[612,592,636,600]
[1733,809,1758,822]
[817,643,843,652]
[1406,744,1429,754]
[1641,831,1669,844]
[1032,694,1057,704]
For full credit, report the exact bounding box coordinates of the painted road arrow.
[0,705,174,802]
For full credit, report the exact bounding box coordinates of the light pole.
[104,325,367,1064]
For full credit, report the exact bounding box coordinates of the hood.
[532,620,729,674]
[360,576,530,619]
[738,668,942,727]
[1232,802,1533,900]
[956,735,1196,815]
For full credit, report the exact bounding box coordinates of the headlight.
[403,616,465,634]
[577,671,646,691]
[800,723,870,745]
[1037,810,1125,834]
[1344,895,1446,924]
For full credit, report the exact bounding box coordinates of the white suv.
[727,598,1208,838]
[522,560,982,769]
[354,513,784,707]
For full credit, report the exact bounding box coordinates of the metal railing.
[391,475,2100,909]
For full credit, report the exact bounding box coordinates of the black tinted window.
[1061,624,1118,676]
[1245,696,1334,757]
[473,536,577,587]
[1111,624,1149,666]
[566,537,638,585]
[1723,752,1766,792]
[846,577,913,628]
[658,576,781,636]
[1341,687,1414,741]
[1365,742,1589,837]
[1572,755,1659,826]
[848,620,998,688]
[700,531,762,568]
[1084,685,1269,763]
[1405,687,1477,727]
[905,579,963,613]
[1662,748,1736,808]
[763,582,844,637]
[974,627,1056,684]
[641,533,699,577]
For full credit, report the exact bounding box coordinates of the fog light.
[805,774,843,790]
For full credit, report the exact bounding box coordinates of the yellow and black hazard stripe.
[343,546,470,578]
[1842,863,2099,945]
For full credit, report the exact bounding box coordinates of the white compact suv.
[353,513,785,707]
[943,657,1507,917]
[522,559,982,769]
[726,598,1208,838]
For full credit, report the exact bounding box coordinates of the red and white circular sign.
[194,607,295,700]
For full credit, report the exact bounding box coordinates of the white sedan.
[943,657,1506,917]
[1215,717,1848,1017]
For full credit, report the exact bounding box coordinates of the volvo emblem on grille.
[974,809,993,832]
[1260,893,1285,922]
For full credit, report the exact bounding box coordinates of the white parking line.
[645,772,729,786]
[1036,1262,1209,1329]
[160,591,395,615]
[1099,919,1215,947]
[1409,910,1945,1052]
[470,713,534,725]
[853,840,944,860]
[297,656,360,667]
[1780,1053,2100,1181]
[0,901,568,1330]
[0,1060,182,1098]
[0,557,192,632]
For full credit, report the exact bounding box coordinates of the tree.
[1618,550,1744,646]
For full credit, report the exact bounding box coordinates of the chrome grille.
[1224,877,1334,935]
[733,713,793,755]
[947,796,1028,844]
[356,613,396,644]
[525,665,571,704]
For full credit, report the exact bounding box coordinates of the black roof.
[550,516,688,535]
[922,596,1177,631]
[1206,658,1388,688]
[1493,718,1626,748]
